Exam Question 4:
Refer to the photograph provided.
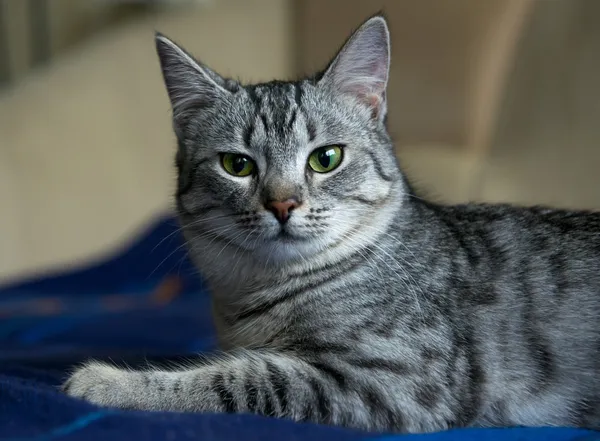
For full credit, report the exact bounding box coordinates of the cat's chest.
[206,262,375,349]
[210,283,316,350]
[208,285,281,349]
[211,301,286,350]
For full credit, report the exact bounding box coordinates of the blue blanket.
[0,215,596,441]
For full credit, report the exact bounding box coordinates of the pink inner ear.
[354,92,380,107]
[364,93,383,118]
[334,52,388,114]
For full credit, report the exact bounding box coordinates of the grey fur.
[63,15,600,433]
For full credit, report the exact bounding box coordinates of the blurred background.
[0,0,599,284]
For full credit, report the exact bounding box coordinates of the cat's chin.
[253,236,324,265]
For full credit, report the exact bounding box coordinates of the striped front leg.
[63,349,453,433]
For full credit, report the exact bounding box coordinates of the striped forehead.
[242,81,315,159]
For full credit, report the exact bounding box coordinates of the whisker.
[151,213,232,253]
[147,223,238,279]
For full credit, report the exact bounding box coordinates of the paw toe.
[62,361,124,406]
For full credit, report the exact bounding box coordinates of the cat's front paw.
[62,361,132,408]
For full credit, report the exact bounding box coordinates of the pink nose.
[266,198,299,224]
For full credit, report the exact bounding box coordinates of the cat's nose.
[265,198,300,224]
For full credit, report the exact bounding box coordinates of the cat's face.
[156,16,401,264]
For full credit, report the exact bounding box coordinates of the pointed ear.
[319,16,391,120]
[155,33,230,130]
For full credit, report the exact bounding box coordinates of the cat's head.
[155,15,403,265]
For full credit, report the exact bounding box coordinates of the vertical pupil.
[232,156,246,173]
[318,149,333,168]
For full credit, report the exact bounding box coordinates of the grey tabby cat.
[63,15,600,433]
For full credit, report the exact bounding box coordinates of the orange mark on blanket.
[151,276,182,306]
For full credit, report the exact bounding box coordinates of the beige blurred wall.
[2,0,127,80]
[480,0,600,210]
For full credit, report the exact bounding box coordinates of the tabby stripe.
[307,376,330,422]
[574,396,600,428]
[244,377,258,412]
[363,385,404,430]
[457,329,484,425]
[243,119,255,148]
[311,361,348,390]
[266,361,289,415]
[213,373,237,413]
[179,202,221,218]
[348,195,384,206]
[287,107,298,129]
[274,96,290,137]
[366,149,394,182]
[294,82,303,108]
[176,180,193,198]
[176,157,210,197]
[300,395,314,422]
[246,86,260,106]
[236,258,364,321]
[172,379,182,393]
[263,388,276,416]
[521,270,555,391]
[436,213,483,279]
[346,357,410,376]
[307,119,317,141]
[288,245,374,279]
[549,248,569,300]
[260,113,269,133]
[445,335,461,391]
[292,260,368,294]
[235,292,297,321]
[292,339,352,356]
[415,383,442,410]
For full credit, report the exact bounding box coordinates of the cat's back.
[423,201,600,347]
[434,202,600,254]
[427,202,600,427]
[433,201,600,304]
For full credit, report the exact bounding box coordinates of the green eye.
[308,145,343,173]
[221,153,255,177]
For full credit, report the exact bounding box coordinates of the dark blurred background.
[1,0,599,283]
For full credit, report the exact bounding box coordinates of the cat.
[63,14,600,433]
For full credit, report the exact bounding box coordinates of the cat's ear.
[318,16,390,120]
[155,32,230,130]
